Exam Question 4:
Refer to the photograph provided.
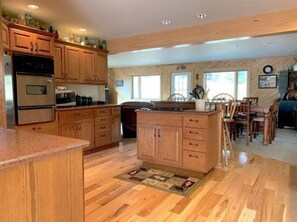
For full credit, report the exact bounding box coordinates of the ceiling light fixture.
[79,28,87,32]
[173,44,191,48]
[27,4,40,10]
[162,20,171,25]
[197,13,207,19]
[205,36,251,44]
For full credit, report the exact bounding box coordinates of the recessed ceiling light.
[162,20,171,25]
[197,13,207,19]
[27,4,40,10]
[79,28,87,32]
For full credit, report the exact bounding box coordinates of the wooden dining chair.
[233,99,254,145]
[270,98,280,141]
[212,93,237,165]
[167,93,186,101]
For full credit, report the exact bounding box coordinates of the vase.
[195,99,206,111]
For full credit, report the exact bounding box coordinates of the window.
[171,72,192,100]
[204,71,248,99]
[132,75,160,100]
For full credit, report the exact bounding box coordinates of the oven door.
[16,73,55,106]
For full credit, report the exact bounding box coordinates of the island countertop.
[136,109,221,116]
[0,128,89,170]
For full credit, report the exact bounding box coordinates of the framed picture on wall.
[258,75,278,89]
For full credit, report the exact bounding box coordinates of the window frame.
[131,74,161,100]
[203,69,249,99]
[170,72,192,100]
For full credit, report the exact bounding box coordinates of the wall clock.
[263,65,273,74]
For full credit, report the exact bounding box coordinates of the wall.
[108,55,297,105]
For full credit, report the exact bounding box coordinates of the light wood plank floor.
[84,139,297,222]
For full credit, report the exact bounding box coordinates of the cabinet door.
[158,126,182,167]
[2,22,9,50]
[59,121,78,139]
[137,124,157,162]
[54,43,65,81]
[35,34,54,57]
[111,116,121,143]
[81,49,95,83]
[10,28,34,54]
[95,54,108,84]
[64,46,80,82]
[78,119,94,151]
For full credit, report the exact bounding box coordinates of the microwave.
[55,89,76,107]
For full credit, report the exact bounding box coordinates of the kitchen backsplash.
[55,83,105,101]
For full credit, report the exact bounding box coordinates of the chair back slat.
[168,93,186,101]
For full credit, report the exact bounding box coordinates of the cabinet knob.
[189,154,199,158]
[189,142,198,146]
[189,119,199,123]
[189,131,199,134]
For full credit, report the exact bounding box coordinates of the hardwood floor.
[84,139,297,222]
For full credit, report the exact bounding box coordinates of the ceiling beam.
[107,9,297,54]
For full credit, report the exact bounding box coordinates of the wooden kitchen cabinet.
[137,111,221,173]
[16,121,58,135]
[54,43,65,81]
[111,107,121,143]
[94,107,111,147]
[58,109,94,151]
[2,19,9,50]
[95,53,108,84]
[9,27,54,56]
[137,112,182,167]
[81,49,95,83]
[64,46,80,82]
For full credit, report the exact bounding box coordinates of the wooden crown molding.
[107,9,297,54]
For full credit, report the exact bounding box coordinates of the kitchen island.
[136,109,222,174]
[0,128,89,222]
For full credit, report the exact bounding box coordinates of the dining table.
[250,104,272,146]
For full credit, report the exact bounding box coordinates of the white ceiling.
[3,0,297,67]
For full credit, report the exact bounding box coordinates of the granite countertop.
[0,129,89,170]
[56,104,120,111]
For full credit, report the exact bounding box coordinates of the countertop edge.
[135,109,221,116]
[56,104,120,111]
[0,140,89,170]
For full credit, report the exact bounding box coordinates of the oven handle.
[16,72,54,77]
[18,105,55,110]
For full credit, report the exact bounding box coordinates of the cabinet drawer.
[112,107,121,116]
[183,128,207,140]
[138,112,182,127]
[95,108,111,117]
[183,151,206,171]
[95,132,111,147]
[183,116,208,129]
[183,139,206,152]
[95,116,111,125]
[58,110,93,122]
[16,121,57,135]
[95,124,110,133]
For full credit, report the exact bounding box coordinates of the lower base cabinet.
[137,111,221,173]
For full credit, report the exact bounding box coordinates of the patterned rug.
[115,166,203,196]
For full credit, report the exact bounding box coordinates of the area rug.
[115,166,203,196]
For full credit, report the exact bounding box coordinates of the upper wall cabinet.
[95,53,108,84]
[81,49,96,83]
[9,26,54,57]
[54,40,108,85]
[2,19,9,51]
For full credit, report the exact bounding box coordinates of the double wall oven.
[9,54,55,126]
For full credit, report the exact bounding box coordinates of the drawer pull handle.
[189,142,198,146]
[32,127,36,130]
[189,119,199,123]
[189,131,199,134]
[100,126,106,129]
[189,154,199,158]
[100,134,106,137]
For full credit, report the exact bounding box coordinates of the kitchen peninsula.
[0,129,89,222]
[137,109,222,173]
